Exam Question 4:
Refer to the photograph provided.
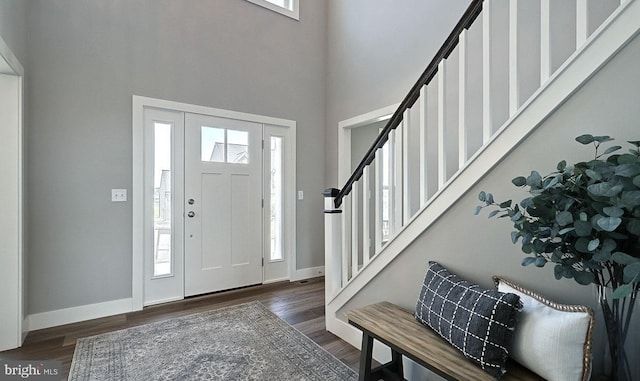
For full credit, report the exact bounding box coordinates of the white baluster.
[341,192,351,284]
[437,60,447,188]
[419,85,429,207]
[362,166,371,267]
[351,181,360,276]
[459,29,469,167]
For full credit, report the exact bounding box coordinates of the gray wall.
[325,0,471,186]
[0,0,27,64]
[25,0,327,314]
[338,33,640,378]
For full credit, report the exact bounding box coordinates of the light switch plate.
[112,189,127,202]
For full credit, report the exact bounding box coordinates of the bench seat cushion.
[415,262,521,379]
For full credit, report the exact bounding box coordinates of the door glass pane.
[270,137,283,261]
[201,126,225,162]
[154,122,172,277]
[227,129,249,164]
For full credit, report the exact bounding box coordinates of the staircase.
[324,0,640,363]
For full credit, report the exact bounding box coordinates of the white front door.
[135,98,295,307]
[184,113,263,296]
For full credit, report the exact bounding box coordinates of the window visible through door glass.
[154,122,172,277]
[201,127,249,164]
[270,136,283,261]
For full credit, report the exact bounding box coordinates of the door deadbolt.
[187,211,195,218]
[188,198,195,205]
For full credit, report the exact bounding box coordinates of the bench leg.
[358,332,374,381]
[391,349,403,378]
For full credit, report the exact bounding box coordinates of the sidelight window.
[154,122,173,277]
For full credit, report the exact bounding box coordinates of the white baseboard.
[292,266,324,281]
[25,268,320,332]
[28,298,133,331]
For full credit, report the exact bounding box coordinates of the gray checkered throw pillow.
[415,262,521,379]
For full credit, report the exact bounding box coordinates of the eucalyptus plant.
[475,135,639,380]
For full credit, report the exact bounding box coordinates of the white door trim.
[337,104,398,187]
[0,34,25,351]
[132,96,296,310]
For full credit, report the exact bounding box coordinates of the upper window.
[245,0,299,20]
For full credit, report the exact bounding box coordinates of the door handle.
[187,211,195,218]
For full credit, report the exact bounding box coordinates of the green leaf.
[574,271,595,285]
[592,251,611,262]
[534,257,547,267]
[602,238,617,253]
[623,262,640,283]
[618,154,637,165]
[478,191,486,202]
[602,206,624,218]
[611,283,633,299]
[543,175,562,189]
[485,193,494,204]
[554,265,563,280]
[579,212,588,222]
[587,183,624,197]
[522,257,536,266]
[511,231,520,244]
[499,200,512,208]
[597,217,622,231]
[511,211,523,222]
[628,140,640,147]
[594,135,613,143]
[512,176,527,187]
[612,252,640,265]
[633,175,640,188]
[575,238,591,253]
[576,134,595,144]
[621,191,640,208]
[488,210,500,218]
[615,163,640,177]
[557,160,567,171]
[533,239,546,253]
[574,220,592,237]
[558,227,575,235]
[603,145,622,155]
[527,171,542,187]
[627,218,640,235]
[556,211,574,226]
[587,238,600,252]
[585,169,602,180]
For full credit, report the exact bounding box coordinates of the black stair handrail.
[333,0,484,209]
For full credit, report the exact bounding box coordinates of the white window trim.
[245,0,299,20]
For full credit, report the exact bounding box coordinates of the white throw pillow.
[494,276,594,381]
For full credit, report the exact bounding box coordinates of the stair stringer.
[326,0,640,352]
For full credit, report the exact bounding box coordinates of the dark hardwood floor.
[0,277,362,380]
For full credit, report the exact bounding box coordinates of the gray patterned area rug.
[69,301,357,381]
